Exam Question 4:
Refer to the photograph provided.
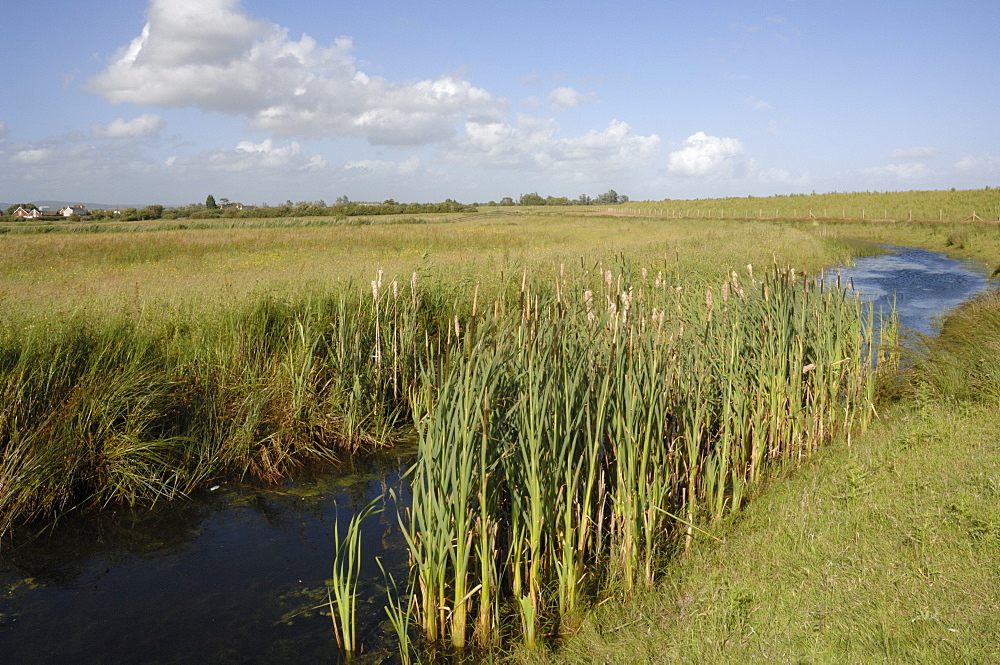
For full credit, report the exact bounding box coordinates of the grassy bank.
[539,398,999,663]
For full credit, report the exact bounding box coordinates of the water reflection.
[825,245,992,338]
[0,447,414,664]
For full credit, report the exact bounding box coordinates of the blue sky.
[2,0,998,206]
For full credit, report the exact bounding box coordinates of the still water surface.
[826,245,991,338]
[0,246,992,664]
[0,450,413,664]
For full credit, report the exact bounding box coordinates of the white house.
[57,205,88,217]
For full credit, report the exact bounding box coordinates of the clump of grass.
[540,288,999,664]
[905,290,1000,402]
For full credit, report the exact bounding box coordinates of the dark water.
[824,245,992,338]
[0,449,413,664]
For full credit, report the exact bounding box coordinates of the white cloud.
[91,113,164,139]
[344,156,420,177]
[198,138,326,172]
[860,162,929,179]
[14,148,54,164]
[0,121,8,141]
[450,116,659,173]
[87,0,504,146]
[546,87,596,110]
[954,153,1000,173]
[745,96,774,111]
[889,146,937,160]
[667,132,744,177]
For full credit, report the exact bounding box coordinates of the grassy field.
[0,190,997,661]
[611,187,1000,223]
[0,210,851,317]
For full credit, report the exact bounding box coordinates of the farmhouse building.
[11,206,42,218]
[57,205,88,217]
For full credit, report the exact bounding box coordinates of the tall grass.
[399,259,890,650]
[0,276,444,536]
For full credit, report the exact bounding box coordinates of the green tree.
[6,203,37,215]
[139,204,164,220]
[499,197,515,206]
[595,189,620,205]
[519,192,546,206]
[205,194,218,209]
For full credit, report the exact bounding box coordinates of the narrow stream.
[0,246,993,664]
[826,245,992,338]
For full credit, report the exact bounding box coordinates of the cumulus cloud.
[889,146,937,160]
[91,113,164,139]
[87,0,504,145]
[195,138,326,172]
[666,132,744,177]
[546,87,595,110]
[451,116,659,172]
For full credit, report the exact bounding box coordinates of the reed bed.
[0,276,446,536]
[400,259,890,651]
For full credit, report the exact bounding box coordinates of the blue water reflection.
[825,246,991,337]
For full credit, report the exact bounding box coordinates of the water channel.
[0,246,994,664]
[826,245,992,340]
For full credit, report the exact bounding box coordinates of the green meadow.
[0,190,997,661]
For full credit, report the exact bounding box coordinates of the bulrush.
[395,259,888,651]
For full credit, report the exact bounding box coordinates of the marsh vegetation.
[0,190,996,662]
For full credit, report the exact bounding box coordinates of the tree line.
[4,189,630,222]
[491,189,629,206]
